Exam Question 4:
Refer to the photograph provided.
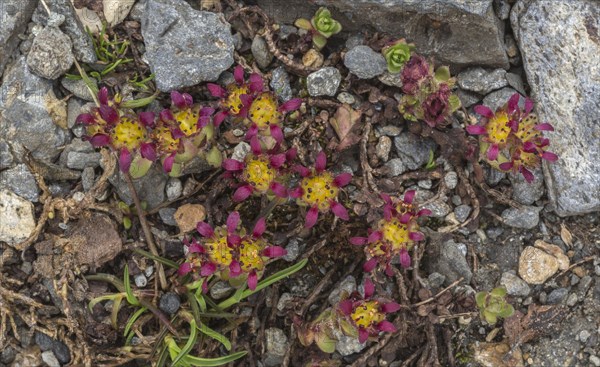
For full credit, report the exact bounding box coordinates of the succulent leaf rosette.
[466,93,558,182]
[295,7,342,50]
[222,136,295,201]
[351,190,430,275]
[382,39,416,74]
[76,87,157,175]
[476,287,514,325]
[290,151,352,229]
[178,212,286,290]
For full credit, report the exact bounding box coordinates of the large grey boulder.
[258,0,508,70]
[0,1,38,77]
[0,57,71,162]
[512,0,600,216]
[142,0,235,91]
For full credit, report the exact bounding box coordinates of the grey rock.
[258,0,508,69]
[166,178,182,200]
[500,272,531,297]
[337,92,356,105]
[426,240,472,285]
[484,165,506,186]
[61,77,97,101]
[1,345,17,364]
[67,98,85,129]
[134,274,147,288]
[270,66,292,102]
[428,272,446,289]
[0,1,38,77]
[579,330,591,343]
[32,0,97,63]
[458,67,507,95]
[378,71,404,88]
[180,156,213,175]
[456,89,481,108]
[422,200,452,218]
[328,275,356,306]
[142,0,234,91]
[209,281,234,300]
[380,125,402,137]
[445,171,458,190]
[493,0,511,20]
[505,72,526,95]
[0,139,14,169]
[264,328,288,367]
[66,151,102,170]
[27,25,73,79]
[384,158,406,177]
[109,167,167,209]
[278,25,297,40]
[501,205,542,229]
[276,293,294,312]
[0,189,36,246]
[251,35,273,68]
[393,132,437,171]
[0,164,39,202]
[158,207,177,226]
[35,332,54,352]
[0,57,71,162]
[344,46,386,79]
[159,292,181,315]
[41,351,60,367]
[547,288,569,304]
[565,293,578,307]
[482,87,520,111]
[454,204,472,223]
[283,238,301,262]
[231,142,250,162]
[81,167,95,192]
[336,334,366,356]
[375,136,392,161]
[52,340,70,364]
[512,0,600,216]
[591,355,600,367]
[345,33,365,49]
[418,179,432,189]
[307,67,342,97]
[509,170,544,205]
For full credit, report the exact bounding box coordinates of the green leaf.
[88,293,123,312]
[490,287,507,298]
[498,304,515,318]
[124,265,140,306]
[181,351,247,367]
[312,34,328,50]
[123,217,132,230]
[133,248,179,269]
[217,259,308,310]
[197,321,232,351]
[315,332,336,353]
[111,295,124,329]
[475,292,487,308]
[120,93,159,109]
[434,66,451,82]
[483,310,497,325]
[294,18,313,30]
[449,94,461,112]
[129,154,153,179]
[425,150,436,170]
[172,319,199,366]
[124,307,147,338]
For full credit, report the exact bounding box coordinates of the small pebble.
[337,92,356,105]
[589,355,600,366]
[166,178,182,200]
[159,292,181,315]
[134,274,147,288]
[445,171,458,190]
[566,293,578,306]
[579,330,591,343]
[418,179,432,189]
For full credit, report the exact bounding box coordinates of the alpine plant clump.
[351,190,430,275]
[297,278,400,353]
[222,136,296,201]
[290,151,352,229]
[382,39,416,74]
[294,7,342,50]
[466,93,558,182]
[178,211,286,290]
[398,55,461,128]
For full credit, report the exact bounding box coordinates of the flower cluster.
[178,211,287,290]
[351,190,429,275]
[294,7,342,50]
[397,55,461,128]
[298,278,399,352]
[466,93,558,182]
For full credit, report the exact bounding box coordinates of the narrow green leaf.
[181,351,247,367]
[120,92,159,109]
[88,293,123,311]
[111,295,124,329]
[172,320,198,366]
[124,265,140,306]
[197,321,232,351]
[124,307,147,338]
[195,292,207,313]
[133,248,178,268]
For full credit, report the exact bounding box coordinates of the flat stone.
[270,66,292,102]
[142,0,234,91]
[108,166,167,209]
[425,239,472,285]
[0,1,38,77]
[41,351,60,367]
[328,275,356,306]
[27,25,73,79]
[501,205,542,229]
[158,207,177,226]
[375,136,392,161]
[546,288,568,304]
[512,0,600,216]
[251,35,273,68]
[0,189,36,247]
[500,272,531,297]
[61,78,97,101]
[209,281,234,299]
[393,132,437,171]
[264,328,288,367]
[307,67,342,96]
[66,151,102,170]
[0,164,40,202]
[378,71,403,88]
[458,67,508,95]
[344,45,387,79]
[71,214,122,269]
[509,170,544,205]
[456,89,481,108]
[454,204,472,223]
[518,246,559,285]
[166,178,182,200]
[482,87,520,112]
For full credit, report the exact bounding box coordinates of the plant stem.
[124,172,168,290]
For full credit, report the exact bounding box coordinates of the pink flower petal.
[227,211,240,233]
[285,148,297,162]
[380,193,392,205]
[196,222,214,237]
[98,87,109,105]
[229,260,241,277]
[399,249,411,268]
[358,328,369,344]
[350,237,368,246]
[368,231,383,243]
[200,107,214,117]
[270,153,286,168]
[270,182,288,198]
[417,208,431,217]
[522,141,537,153]
[289,187,304,198]
[465,125,487,135]
[171,91,186,109]
[160,109,174,122]
[409,231,424,241]
[119,148,132,173]
[90,134,110,147]
[542,151,558,162]
[535,123,554,131]
[363,258,378,272]
[234,65,244,85]
[222,159,245,171]
[249,73,263,93]
[253,218,267,237]
[200,262,216,277]
[99,105,119,124]
[245,124,258,140]
[188,242,204,253]
[305,206,319,229]
[333,173,352,187]
[182,93,193,106]
[385,264,394,277]
[278,98,302,113]
[213,110,228,127]
[171,128,185,139]
[364,278,375,299]
[248,271,258,290]
[338,299,353,316]
[228,234,242,246]
[140,143,157,161]
[524,98,534,114]
[487,144,499,161]
[239,94,254,108]
[263,246,287,258]
[399,213,412,224]
[207,83,227,98]
[377,320,397,333]
[138,111,155,127]
[75,113,95,125]
[473,105,494,118]
[507,93,520,114]
[294,165,311,177]
[383,205,393,221]
[177,263,192,276]
[270,124,284,143]
[163,153,175,173]
[250,136,262,155]
[521,167,534,183]
[403,190,416,204]
[330,201,349,221]
[233,185,254,202]
[315,151,327,172]
[499,162,513,171]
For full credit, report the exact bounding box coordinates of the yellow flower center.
[514,114,541,142]
[300,172,339,211]
[111,117,146,150]
[366,241,388,258]
[173,109,200,136]
[225,84,249,115]
[378,218,413,251]
[242,156,276,192]
[486,111,511,146]
[351,301,384,329]
[205,233,233,268]
[153,125,179,153]
[248,93,281,130]
[517,151,540,168]
[239,239,266,272]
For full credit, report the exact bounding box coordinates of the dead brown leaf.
[504,304,567,348]
[560,223,573,247]
[329,104,362,151]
